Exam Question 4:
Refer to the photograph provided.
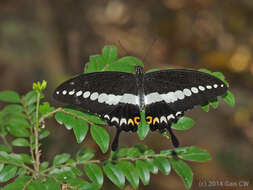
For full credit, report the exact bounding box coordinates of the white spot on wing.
[160,116,167,123]
[183,89,192,96]
[69,90,75,95]
[104,114,110,120]
[191,87,198,94]
[167,114,175,121]
[83,91,90,98]
[111,117,119,124]
[176,111,181,116]
[120,94,138,105]
[213,84,218,88]
[206,85,212,89]
[98,93,108,103]
[56,91,59,94]
[221,84,224,87]
[62,90,67,95]
[120,118,127,126]
[162,92,177,103]
[90,92,99,101]
[198,85,205,91]
[175,90,185,100]
[76,91,83,96]
[145,92,163,105]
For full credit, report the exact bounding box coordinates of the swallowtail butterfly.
[53,66,228,151]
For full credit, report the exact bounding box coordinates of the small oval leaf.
[90,125,109,153]
[103,162,125,189]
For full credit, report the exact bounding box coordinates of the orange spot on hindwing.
[146,116,153,124]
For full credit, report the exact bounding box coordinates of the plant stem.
[21,97,36,171]
[0,133,12,151]
[35,91,41,177]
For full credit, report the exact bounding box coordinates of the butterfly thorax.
[136,66,145,110]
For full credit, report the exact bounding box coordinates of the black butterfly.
[53,66,228,151]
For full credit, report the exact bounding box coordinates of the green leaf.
[170,158,193,189]
[201,103,210,112]
[0,145,11,153]
[39,129,50,140]
[2,104,23,113]
[209,98,219,109]
[83,163,103,187]
[153,157,171,175]
[2,176,31,190]
[90,125,109,153]
[85,55,105,73]
[172,117,194,130]
[24,91,37,106]
[161,146,211,162]
[118,161,139,189]
[137,110,150,140]
[49,167,76,181]
[198,68,212,74]
[102,45,118,64]
[71,166,83,176]
[76,148,94,162]
[145,68,159,73]
[145,159,158,174]
[0,90,20,103]
[40,162,49,171]
[67,178,99,190]
[127,147,141,158]
[39,102,54,116]
[179,146,211,162]
[11,138,29,147]
[104,56,143,73]
[44,178,61,190]
[0,163,4,172]
[222,91,235,107]
[64,108,106,125]
[103,162,125,189]
[28,180,46,190]
[20,154,32,164]
[73,119,89,143]
[0,165,17,182]
[136,160,150,185]
[8,124,30,137]
[212,72,229,86]
[17,168,26,175]
[55,112,75,130]
[53,153,71,166]
[5,116,29,129]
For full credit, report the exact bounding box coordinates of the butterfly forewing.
[144,69,227,112]
[53,71,141,131]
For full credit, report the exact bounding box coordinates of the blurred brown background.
[0,0,253,189]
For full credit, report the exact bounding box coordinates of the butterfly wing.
[144,69,228,147]
[53,71,141,150]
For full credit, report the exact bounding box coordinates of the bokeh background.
[0,0,253,189]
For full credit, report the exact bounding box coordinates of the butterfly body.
[54,66,228,150]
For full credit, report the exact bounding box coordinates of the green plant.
[0,45,235,190]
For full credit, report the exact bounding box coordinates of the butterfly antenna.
[167,126,179,148]
[142,37,158,64]
[111,127,122,151]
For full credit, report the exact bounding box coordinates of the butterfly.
[53,66,228,151]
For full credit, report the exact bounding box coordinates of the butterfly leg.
[111,127,122,151]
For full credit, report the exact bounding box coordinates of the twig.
[34,91,41,177]
[21,96,36,171]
